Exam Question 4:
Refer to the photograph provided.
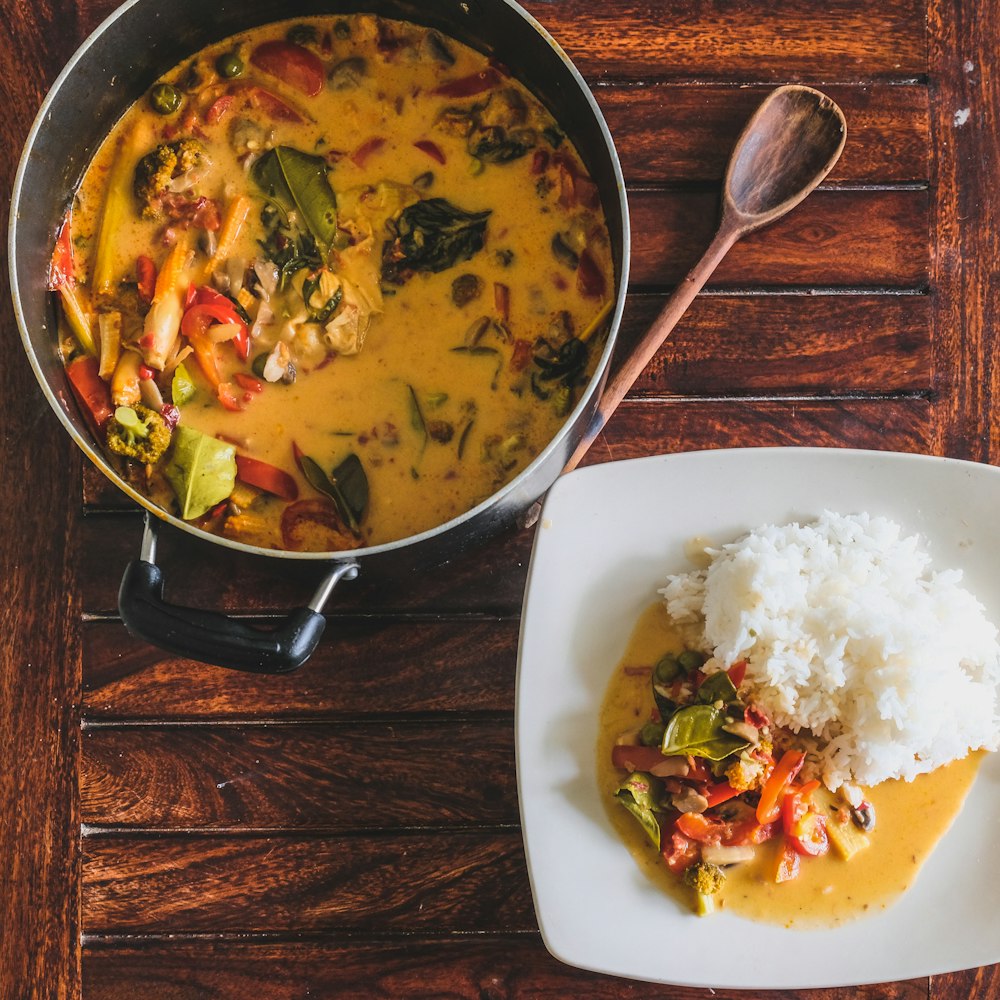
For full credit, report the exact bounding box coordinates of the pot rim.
[9,0,631,562]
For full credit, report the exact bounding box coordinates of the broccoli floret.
[107,404,171,464]
[133,139,205,218]
[683,861,726,896]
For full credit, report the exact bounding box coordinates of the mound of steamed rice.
[661,511,1000,790]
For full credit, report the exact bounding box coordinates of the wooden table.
[3,0,999,995]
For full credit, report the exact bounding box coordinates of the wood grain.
[83,832,532,933]
[81,721,517,828]
[81,939,931,1000]
[598,83,930,184]
[629,189,928,288]
[83,617,519,718]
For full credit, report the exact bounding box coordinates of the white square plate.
[516,447,1000,989]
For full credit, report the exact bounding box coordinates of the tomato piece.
[245,85,305,123]
[782,781,830,857]
[576,248,606,299]
[48,213,75,291]
[726,817,777,847]
[675,811,725,845]
[66,356,113,431]
[413,139,446,164]
[774,839,801,883]
[685,758,713,783]
[431,67,502,98]
[250,40,324,96]
[136,255,156,306]
[351,137,386,167]
[235,455,299,500]
[756,750,805,825]
[610,745,669,771]
[662,832,698,874]
[204,94,235,125]
[727,660,748,687]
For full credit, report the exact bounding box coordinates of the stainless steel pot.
[9,0,630,672]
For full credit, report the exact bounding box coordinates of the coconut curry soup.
[51,14,614,551]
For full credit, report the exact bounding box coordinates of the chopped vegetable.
[106,404,171,464]
[162,425,237,520]
[250,40,325,96]
[66,356,113,430]
[383,199,491,283]
[235,455,299,500]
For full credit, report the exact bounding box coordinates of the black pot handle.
[118,514,360,673]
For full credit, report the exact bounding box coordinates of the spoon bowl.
[564,84,847,473]
[725,85,848,227]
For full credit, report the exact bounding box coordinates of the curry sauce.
[597,602,982,927]
[57,13,614,549]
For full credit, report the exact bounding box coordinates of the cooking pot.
[9,0,629,673]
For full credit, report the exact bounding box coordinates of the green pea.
[251,353,269,379]
[678,649,706,672]
[654,654,682,684]
[149,83,182,116]
[639,722,665,747]
[216,51,244,79]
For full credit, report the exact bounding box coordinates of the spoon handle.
[564,218,740,473]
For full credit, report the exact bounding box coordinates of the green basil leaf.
[163,426,236,520]
[251,146,338,249]
[383,198,490,282]
[697,671,738,705]
[614,772,661,849]
[296,450,367,536]
[661,705,749,762]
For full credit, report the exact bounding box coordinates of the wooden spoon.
[564,84,847,472]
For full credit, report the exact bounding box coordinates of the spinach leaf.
[251,146,338,249]
[614,772,661,849]
[661,705,750,762]
[163,426,236,520]
[295,449,368,536]
[383,199,491,283]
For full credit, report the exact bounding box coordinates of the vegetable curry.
[598,602,982,923]
[53,14,614,550]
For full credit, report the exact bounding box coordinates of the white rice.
[660,511,1000,789]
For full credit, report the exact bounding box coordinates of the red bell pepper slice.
[351,137,386,167]
[727,660,748,687]
[610,745,670,772]
[431,67,502,98]
[413,139,446,164]
[576,248,606,299]
[182,287,250,362]
[235,455,299,500]
[136,255,157,306]
[66,356,113,431]
[756,749,805,825]
[48,213,75,291]
[250,40,324,97]
[245,85,305,123]
[216,381,242,412]
[703,781,741,809]
[509,338,533,373]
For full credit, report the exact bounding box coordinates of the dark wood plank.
[628,293,931,395]
[83,617,518,719]
[534,0,927,81]
[83,832,531,933]
[630,189,929,288]
[927,0,1000,463]
[0,3,84,997]
[81,721,517,828]
[930,966,1000,1000]
[81,939,931,1000]
[599,83,930,184]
